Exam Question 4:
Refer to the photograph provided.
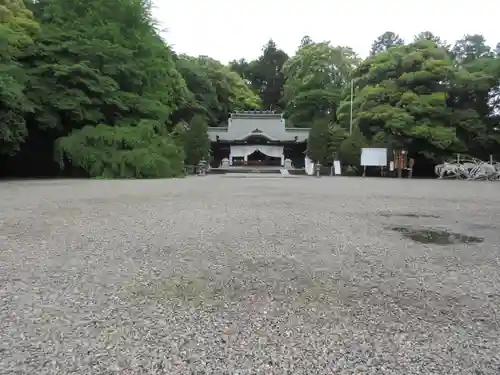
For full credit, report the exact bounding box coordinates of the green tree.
[180,114,211,166]
[230,40,289,111]
[174,55,220,124]
[228,58,253,83]
[306,120,348,163]
[0,0,38,155]
[449,35,500,158]
[328,125,348,157]
[413,31,449,50]
[226,70,261,111]
[299,35,313,48]
[178,55,260,125]
[249,40,289,110]
[338,130,367,167]
[352,40,461,161]
[3,13,500,178]
[283,42,358,126]
[370,31,404,55]
[14,0,189,176]
[24,0,189,131]
[56,121,185,178]
[307,118,331,164]
[452,34,492,65]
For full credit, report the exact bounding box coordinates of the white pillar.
[281,155,285,166]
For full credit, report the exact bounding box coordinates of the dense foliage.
[237,33,500,168]
[0,0,259,178]
[176,114,211,166]
[1,1,500,177]
[56,121,185,178]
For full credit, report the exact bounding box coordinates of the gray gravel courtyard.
[1,176,499,374]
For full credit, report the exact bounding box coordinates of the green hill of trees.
[1,1,499,178]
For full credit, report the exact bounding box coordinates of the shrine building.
[208,111,310,168]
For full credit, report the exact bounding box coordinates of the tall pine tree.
[307,118,331,164]
[181,114,211,165]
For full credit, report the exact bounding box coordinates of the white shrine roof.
[208,112,310,142]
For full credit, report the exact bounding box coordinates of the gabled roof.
[235,128,278,141]
[208,112,310,142]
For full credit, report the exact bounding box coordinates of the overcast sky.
[155,0,499,63]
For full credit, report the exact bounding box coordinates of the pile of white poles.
[435,156,500,180]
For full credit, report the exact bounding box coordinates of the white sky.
[155,0,499,63]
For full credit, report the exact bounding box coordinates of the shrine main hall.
[207,111,310,168]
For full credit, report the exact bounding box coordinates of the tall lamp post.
[349,79,354,135]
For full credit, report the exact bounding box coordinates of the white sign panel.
[333,160,342,175]
[361,148,387,166]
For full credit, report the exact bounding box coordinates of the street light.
[349,79,354,135]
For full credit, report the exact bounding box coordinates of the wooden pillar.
[394,150,404,178]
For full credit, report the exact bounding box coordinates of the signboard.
[333,160,342,175]
[361,148,388,166]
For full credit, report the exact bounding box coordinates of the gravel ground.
[1,176,499,375]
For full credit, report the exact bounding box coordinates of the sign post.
[360,148,388,177]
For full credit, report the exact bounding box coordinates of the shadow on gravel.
[390,226,484,245]
[379,212,440,218]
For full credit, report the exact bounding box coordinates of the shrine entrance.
[246,150,282,166]
[229,145,284,166]
[208,112,310,169]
